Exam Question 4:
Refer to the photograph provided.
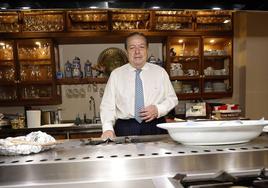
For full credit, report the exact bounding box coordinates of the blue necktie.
[135,69,144,123]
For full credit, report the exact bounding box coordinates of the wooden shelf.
[0,80,16,85]
[19,59,51,62]
[202,91,233,99]
[0,59,14,62]
[170,55,200,59]
[20,80,53,85]
[177,93,201,100]
[204,55,230,59]
[203,75,230,80]
[170,76,200,80]
[56,77,108,85]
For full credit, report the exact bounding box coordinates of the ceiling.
[1,0,268,11]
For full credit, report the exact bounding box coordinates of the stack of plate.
[182,84,192,93]
[213,82,226,92]
[204,87,213,93]
[204,82,213,92]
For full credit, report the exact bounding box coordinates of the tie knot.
[136,69,142,74]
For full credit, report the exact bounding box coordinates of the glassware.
[5,68,15,81]
[20,67,27,81]
[0,70,3,80]
[47,66,52,79]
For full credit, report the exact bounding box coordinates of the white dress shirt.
[100,63,178,132]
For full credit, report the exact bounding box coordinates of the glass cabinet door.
[17,40,52,82]
[0,39,60,106]
[17,39,55,100]
[0,40,17,101]
[202,37,232,97]
[196,11,232,31]
[167,37,201,99]
[0,41,15,81]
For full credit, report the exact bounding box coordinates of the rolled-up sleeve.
[100,72,117,132]
[156,70,178,118]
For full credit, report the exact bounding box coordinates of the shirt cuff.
[156,104,166,118]
[102,123,114,133]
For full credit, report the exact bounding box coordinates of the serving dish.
[157,120,268,145]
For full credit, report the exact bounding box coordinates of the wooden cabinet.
[167,37,202,99]
[0,39,61,106]
[0,12,20,33]
[0,9,234,101]
[22,11,65,32]
[202,37,233,98]
[111,10,151,31]
[0,10,233,34]
[167,36,232,99]
[153,10,193,31]
[67,10,109,31]
[196,11,232,31]
[0,40,17,101]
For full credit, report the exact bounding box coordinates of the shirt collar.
[127,63,149,72]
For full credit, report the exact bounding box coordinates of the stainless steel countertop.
[1,134,268,188]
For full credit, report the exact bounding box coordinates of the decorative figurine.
[64,60,72,78]
[84,60,93,78]
[72,56,82,78]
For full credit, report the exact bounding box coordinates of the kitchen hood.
[0,0,268,11]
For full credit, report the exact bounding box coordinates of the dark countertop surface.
[0,124,102,138]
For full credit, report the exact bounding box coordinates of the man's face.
[126,35,148,69]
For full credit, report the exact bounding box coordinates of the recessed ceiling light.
[89,6,98,9]
[21,6,31,10]
[210,39,215,43]
[151,6,160,9]
[178,39,184,43]
[212,7,221,10]
[35,41,41,47]
[0,7,7,10]
[223,19,231,24]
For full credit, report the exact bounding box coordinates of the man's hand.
[140,105,158,122]
[101,130,116,140]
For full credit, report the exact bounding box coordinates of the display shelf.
[22,11,65,32]
[154,10,193,31]
[67,10,109,31]
[56,77,108,85]
[0,12,20,33]
[0,39,61,106]
[111,10,150,31]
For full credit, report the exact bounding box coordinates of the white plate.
[157,120,268,145]
[40,123,74,128]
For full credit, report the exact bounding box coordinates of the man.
[100,32,178,139]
